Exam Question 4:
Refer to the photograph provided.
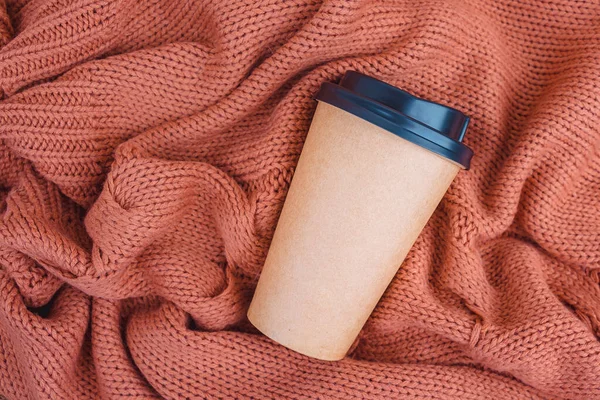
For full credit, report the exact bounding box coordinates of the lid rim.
[340,71,470,142]
[316,82,473,169]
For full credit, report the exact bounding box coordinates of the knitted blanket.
[0,0,599,398]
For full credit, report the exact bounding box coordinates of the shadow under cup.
[247,71,474,361]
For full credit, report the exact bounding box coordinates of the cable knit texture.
[0,0,599,398]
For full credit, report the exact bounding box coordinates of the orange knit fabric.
[0,0,599,398]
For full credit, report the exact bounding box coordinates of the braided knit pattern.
[0,0,599,398]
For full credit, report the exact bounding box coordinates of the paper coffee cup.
[248,71,473,361]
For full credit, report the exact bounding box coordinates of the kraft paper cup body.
[247,72,472,361]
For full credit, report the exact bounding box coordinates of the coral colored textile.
[0,0,599,398]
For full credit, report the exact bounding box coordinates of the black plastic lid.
[315,71,473,169]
